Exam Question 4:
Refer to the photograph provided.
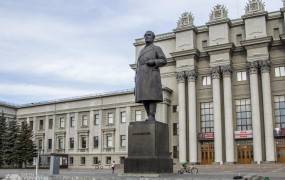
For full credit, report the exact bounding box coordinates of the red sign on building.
[234,130,253,139]
[198,132,214,140]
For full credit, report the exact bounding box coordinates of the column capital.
[185,69,198,82]
[247,61,259,75]
[221,65,232,77]
[260,60,271,73]
[176,71,186,82]
[211,66,221,79]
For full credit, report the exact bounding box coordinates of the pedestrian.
[111,161,115,174]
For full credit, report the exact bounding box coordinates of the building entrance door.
[237,145,253,164]
[201,143,214,165]
[277,146,285,163]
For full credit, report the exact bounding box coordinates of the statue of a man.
[135,31,167,121]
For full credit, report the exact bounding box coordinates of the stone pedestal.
[124,121,173,173]
[50,154,60,175]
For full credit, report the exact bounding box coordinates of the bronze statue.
[135,31,167,121]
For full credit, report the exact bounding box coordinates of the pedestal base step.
[124,158,173,173]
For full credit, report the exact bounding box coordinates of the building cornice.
[242,11,268,20]
[170,49,200,59]
[173,25,197,33]
[204,43,234,53]
[206,19,231,26]
[240,36,272,48]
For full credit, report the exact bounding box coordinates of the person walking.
[111,161,115,174]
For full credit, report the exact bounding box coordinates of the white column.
[99,110,103,153]
[115,108,121,152]
[249,62,263,163]
[65,113,70,152]
[52,115,55,153]
[177,71,187,163]
[74,112,79,152]
[212,67,223,164]
[161,103,168,124]
[89,110,95,151]
[186,70,198,164]
[126,106,131,152]
[221,65,235,163]
[260,61,275,162]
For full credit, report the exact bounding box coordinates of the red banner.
[234,130,253,139]
[198,132,214,140]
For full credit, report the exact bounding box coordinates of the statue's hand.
[146,60,155,66]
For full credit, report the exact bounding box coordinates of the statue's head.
[144,31,155,44]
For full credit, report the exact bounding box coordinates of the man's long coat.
[135,44,167,103]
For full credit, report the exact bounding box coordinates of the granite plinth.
[124,121,173,173]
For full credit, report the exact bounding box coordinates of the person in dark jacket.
[135,31,167,121]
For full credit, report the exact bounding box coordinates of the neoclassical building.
[1,0,285,167]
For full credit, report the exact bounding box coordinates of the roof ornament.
[209,4,228,22]
[176,12,194,29]
[245,0,265,14]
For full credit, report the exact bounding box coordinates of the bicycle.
[94,162,103,169]
[178,163,198,175]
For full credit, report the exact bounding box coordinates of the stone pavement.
[0,164,284,180]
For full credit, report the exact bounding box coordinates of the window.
[70,116,75,127]
[70,138,74,149]
[236,99,252,131]
[106,156,111,164]
[275,66,285,77]
[202,76,211,86]
[69,157,74,165]
[48,118,53,129]
[236,34,242,44]
[173,123,178,135]
[135,110,142,121]
[94,114,99,125]
[200,102,214,133]
[237,71,247,81]
[82,115,88,127]
[59,117,65,128]
[172,105,177,113]
[93,136,99,148]
[80,157,86,165]
[58,137,64,150]
[173,146,178,159]
[120,135,126,148]
[39,120,44,130]
[81,136,87,149]
[202,40,208,48]
[120,111,126,123]
[274,96,285,128]
[108,113,114,125]
[48,139,52,150]
[38,139,43,150]
[107,134,113,148]
[29,121,33,130]
[273,27,280,40]
[93,157,99,164]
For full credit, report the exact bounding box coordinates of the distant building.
[1,0,285,167]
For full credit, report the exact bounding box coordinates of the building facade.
[1,0,285,168]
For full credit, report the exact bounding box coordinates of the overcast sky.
[0,0,283,104]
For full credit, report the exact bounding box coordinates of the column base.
[261,161,276,164]
[213,162,223,165]
[224,162,236,165]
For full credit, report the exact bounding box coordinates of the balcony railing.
[103,147,115,152]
